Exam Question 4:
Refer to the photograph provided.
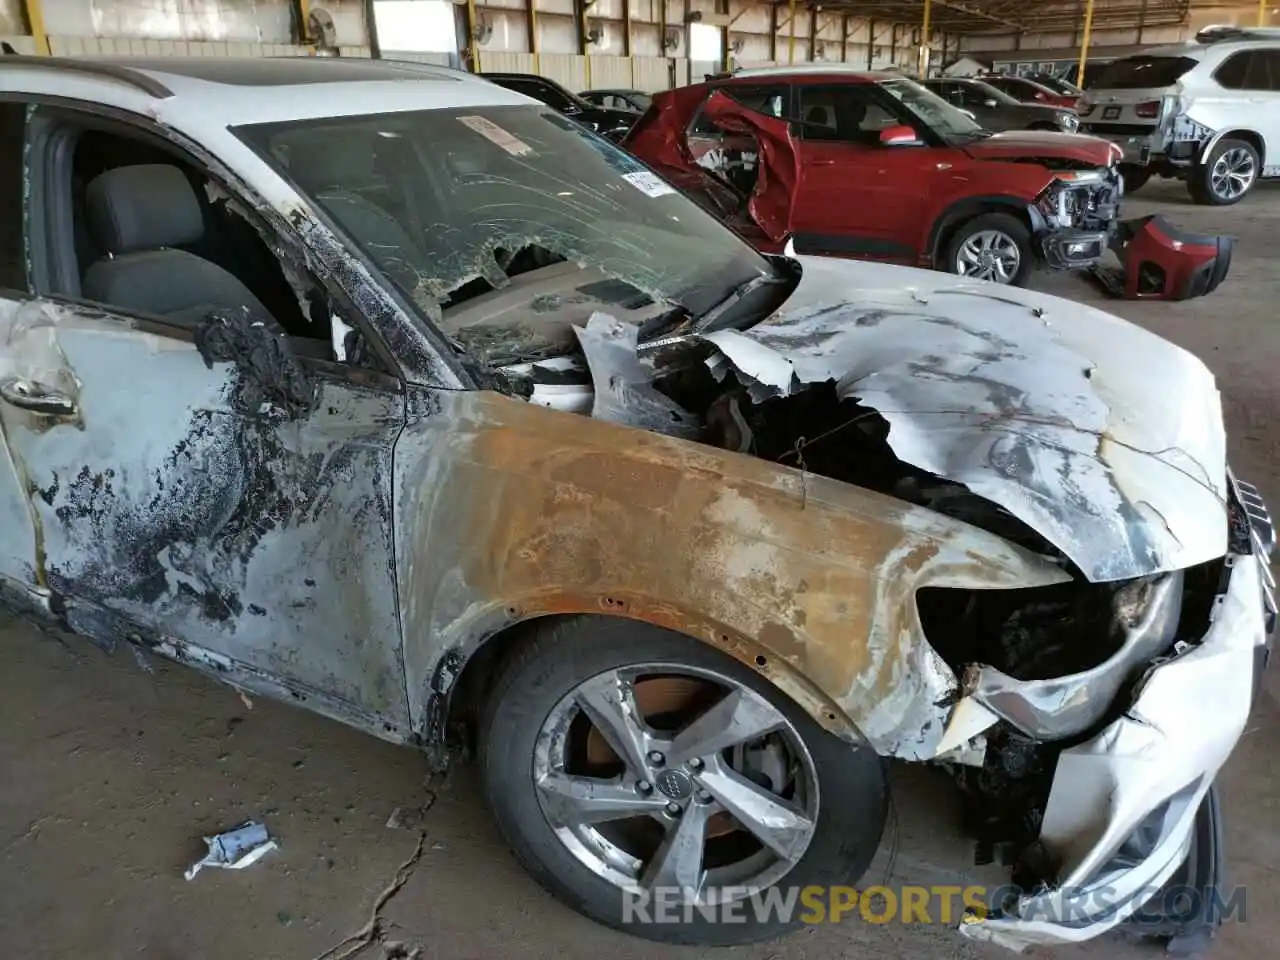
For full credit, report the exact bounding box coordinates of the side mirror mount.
[879,124,922,147]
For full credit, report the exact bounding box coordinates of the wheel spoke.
[666,689,786,767]
[574,669,653,776]
[641,801,713,894]
[537,771,669,826]
[698,762,815,863]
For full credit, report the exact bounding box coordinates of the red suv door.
[788,82,942,264]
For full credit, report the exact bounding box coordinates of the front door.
[789,83,932,262]
[0,101,411,735]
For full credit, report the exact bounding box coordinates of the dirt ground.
[2,178,1278,960]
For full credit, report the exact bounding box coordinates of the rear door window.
[1215,50,1280,91]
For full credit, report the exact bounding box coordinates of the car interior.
[54,124,343,362]
[795,91,902,143]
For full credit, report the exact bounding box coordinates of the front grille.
[1230,475,1276,633]
[1235,479,1276,559]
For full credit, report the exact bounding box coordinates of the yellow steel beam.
[22,0,50,55]
[1259,0,1268,26]
[788,0,797,64]
[467,0,481,71]
[528,0,540,72]
[297,0,316,53]
[919,0,932,76]
[1077,0,1096,87]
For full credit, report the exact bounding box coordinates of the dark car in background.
[981,73,1080,109]
[1027,71,1086,99]
[921,77,1080,132]
[580,88,652,113]
[482,72,637,140]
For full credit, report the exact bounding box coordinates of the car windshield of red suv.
[878,77,990,141]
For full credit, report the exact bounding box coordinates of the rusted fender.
[396,391,1069,761]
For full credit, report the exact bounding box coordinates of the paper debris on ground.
[184,820,278,880]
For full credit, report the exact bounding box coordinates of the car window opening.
[61,126,342,361]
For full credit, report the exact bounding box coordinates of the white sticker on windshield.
[457,115,533,156]
[622,170,675,198]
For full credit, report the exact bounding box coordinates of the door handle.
[0,377,77,416]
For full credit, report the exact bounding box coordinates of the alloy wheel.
[954,229,1022,283]
[1211,146,1256,201]
[532,662,820,904]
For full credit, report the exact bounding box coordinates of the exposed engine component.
[1036,171,1121,233]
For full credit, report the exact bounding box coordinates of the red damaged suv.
[623,70,1124,287]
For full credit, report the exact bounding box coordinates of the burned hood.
[693,256,1227,583]
[962,129,1122,167]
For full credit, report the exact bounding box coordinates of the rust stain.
[401,391,1062,753]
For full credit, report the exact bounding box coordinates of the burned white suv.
[1079,24,1280,204]
[0,54,1273,952]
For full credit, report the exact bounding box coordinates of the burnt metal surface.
[393,387,1069,761]
[691,254,1229,584]
[0,297,411,733]
[193,307,317,418]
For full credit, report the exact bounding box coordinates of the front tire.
[479,616,888,945]
[1189,138,1259,205]
[943,212,1034,286]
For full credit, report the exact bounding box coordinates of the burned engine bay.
[464,242,1231,894]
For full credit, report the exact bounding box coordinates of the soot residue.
[42,382,394,634]
[194,308,317,419]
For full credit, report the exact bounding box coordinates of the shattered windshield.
[234,106,771,364]
[879,78,988,140]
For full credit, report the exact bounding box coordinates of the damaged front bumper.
[1038,228,1109,271]
[959,479,1275,951]
[1090,214,1233,301]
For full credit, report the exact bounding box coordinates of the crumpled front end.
[509,253,1263,950]
[1030,167,1122,271]
[958,473,1274,949]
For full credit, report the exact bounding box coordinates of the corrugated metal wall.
[1,0,932,92]
[3,0,1217,93]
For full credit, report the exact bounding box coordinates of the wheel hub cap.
[655,769,694,801]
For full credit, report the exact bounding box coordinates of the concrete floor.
[2,178,1279,960]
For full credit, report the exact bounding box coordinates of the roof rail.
[0,55,174,98]
[732,62,881,78]
[1194,24,1280,44]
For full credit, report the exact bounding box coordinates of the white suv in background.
[1079,24,1280,204]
